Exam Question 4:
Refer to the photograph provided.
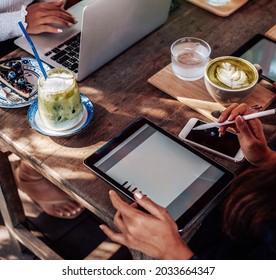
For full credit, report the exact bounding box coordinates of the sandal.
[33,199,84,219]
[13,160,84,219]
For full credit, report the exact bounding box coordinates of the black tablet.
[232,34,276,83]
[84,117,235,229]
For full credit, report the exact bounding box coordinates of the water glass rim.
[170,37,211,58]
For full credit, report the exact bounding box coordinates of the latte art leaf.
[216,62,250,89]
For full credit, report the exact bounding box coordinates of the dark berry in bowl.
[12,61,22,72]
[8,71,16,81]
[17,77,27,86]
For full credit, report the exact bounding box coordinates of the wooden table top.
[1,0,276,248]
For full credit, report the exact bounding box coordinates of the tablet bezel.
[231,34,276,83]
[84,117,235,229]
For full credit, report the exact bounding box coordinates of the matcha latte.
[38,69,83,131]
[207,58,256,89]
[204,56,259,106]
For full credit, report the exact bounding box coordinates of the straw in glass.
[18,21,48,79]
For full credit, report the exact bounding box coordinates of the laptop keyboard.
[44,33,81,73]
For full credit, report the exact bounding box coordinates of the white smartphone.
[179,118,244,162]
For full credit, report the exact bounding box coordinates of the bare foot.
[14,160,84,219]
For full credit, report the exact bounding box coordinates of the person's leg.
[14,160,84,219]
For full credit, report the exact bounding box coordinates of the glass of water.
[171,37,211,81]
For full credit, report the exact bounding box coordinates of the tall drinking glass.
[38,68,83,131]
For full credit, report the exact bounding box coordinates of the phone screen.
[186,120,241,157]
[232,35,276,82]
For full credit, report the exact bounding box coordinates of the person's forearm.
[267,150,276,165]
[0,7,27,41]
[36,0,68,8]
[250,148,276,167]
[36,0,67,3]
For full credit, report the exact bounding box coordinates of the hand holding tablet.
[84,117,235,230]
[99,189,195,260]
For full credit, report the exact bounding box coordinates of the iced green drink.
[38,69,83,131]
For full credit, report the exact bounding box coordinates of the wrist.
[255,149,276,166]
[267,151,276,164]
[21,5,28,28]
[162,237,194,260]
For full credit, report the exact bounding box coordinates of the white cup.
[204,56,261,106]
[171,37,211,81]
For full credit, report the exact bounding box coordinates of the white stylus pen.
[192,108,276,130]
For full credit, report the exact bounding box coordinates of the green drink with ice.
[38,69,83,131]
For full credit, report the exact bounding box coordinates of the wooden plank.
[148,64,276,121]
[84,241,122,260]
[0,151,63,259]
[13,224,63,260]
[0,151,25,227]
[265,24,276,41]
[186,0,248,17]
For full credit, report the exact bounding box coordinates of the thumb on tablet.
[133,190,170,220]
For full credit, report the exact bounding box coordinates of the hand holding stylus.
[193,108,276,130]
[217,103,276,166]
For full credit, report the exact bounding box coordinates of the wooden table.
[1,0,276,259]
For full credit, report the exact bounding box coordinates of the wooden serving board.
[186,0,248,17]
[265,24,276,41]
[148,25,276,121]
[148,64,276,122]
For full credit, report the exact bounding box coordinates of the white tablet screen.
[94,124,224,220]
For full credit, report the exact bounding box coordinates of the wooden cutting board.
[186,0,248,17]
[148,25,276,122]
[148,64,276,121]
[265,24,276,41]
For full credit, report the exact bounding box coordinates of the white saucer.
[28,94,94,137]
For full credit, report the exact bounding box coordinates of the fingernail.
[57,28,63,33]
[236,115,244,125]
[250,104,262,111]
[68,22,73,27]
[219,132,222,137]
[134,190,143,200]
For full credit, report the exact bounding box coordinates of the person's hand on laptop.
[218,103,276,166]
[26,0,77,34]
[99,190,194,260]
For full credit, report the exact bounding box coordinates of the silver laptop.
[14,0,171,81]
